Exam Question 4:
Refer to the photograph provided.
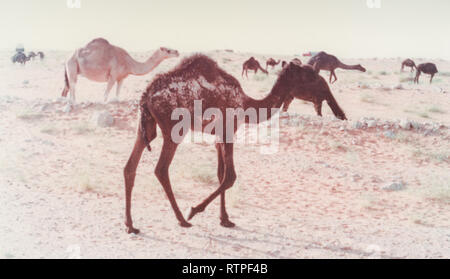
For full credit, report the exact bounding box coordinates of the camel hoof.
[220,219,236,228]
[126,227,140,234]
[179,221,192,228]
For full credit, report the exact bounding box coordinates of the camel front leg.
[216,143,235,227]
[124,131,147,234]
[103,77,115,103]
[314,101,323,116]
[281,95,294,112]
[115,79,124,99]
[155,139,191,227]
[430,74,434,84]
[188,143,236,222]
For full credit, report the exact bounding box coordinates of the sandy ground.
[0,50,449,258]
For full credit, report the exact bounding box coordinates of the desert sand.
[0,50,449,258]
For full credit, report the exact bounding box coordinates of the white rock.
[91,111,114,128]
[399,119,411,130]
[383,181,406,191]
[367,120,377,128]
[62,104,72,113]
[383,131,396,139]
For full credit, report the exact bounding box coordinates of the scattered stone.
[91,111,115,128]
[399,119,411,130]
[367,120,377,128]
[23,80,29,85]
[352,121,363,129]
[393,84,404,90]
[383,181,406,191]
[62,104,72,113]
[383,130,396,139]
[352,174,362,182]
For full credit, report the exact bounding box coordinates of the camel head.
[356,64,366,72]
[158,47,179,59]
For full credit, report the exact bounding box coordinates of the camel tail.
[326,93,347,120]
[139,102,153,152]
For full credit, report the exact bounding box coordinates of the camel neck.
[129,52,164,76]
[242,78,287,124]
[337,61,360,70]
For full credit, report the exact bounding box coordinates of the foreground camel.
[307,51,366,83]
[242,57,268,78]
[266,58,280,70]
[61,38,179,103]
[414,63,438,84]
[124,55,319,234]
[281,65,347,120]
[401,59,416,72]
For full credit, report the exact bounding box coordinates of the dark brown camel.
[123,55,318,234]
[307,51,366,83]
[266,58,280,70]
[242,57,268,78]
[414,63,438,84]
[281,65,347,120]
[401,59,416,72]
[282,59,302,68]
[281,60,288,68]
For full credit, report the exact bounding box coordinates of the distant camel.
[281,58,301,68]
[307,51,366,83]
[281,65,347,120]
[281,61,288,68]
[28,52,37,60]
[414,63,438,84]
[12,52,29,64]
[401,59,416,72]
[123,56,319,233]
[242,57,268,78]
[61,38,179,103]
[266,58,280,70]
[37,52,45,60]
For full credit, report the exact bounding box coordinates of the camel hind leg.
[124,116,157,234]
[216,143,235,227]
[188,143,236,222]
[281,95,294,112]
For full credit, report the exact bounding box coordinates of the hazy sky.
[0,0,449,58]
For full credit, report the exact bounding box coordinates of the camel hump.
[88,38,110,46]
[175,54,220,82]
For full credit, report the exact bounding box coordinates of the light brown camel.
[281,65,347,120]
[307,51,366,83]
[123,55,318,234]
[401,59,416,72]
[266,58,280,70]
[61,38,179,103]
[242,57,268,78]
[414,63,438,84]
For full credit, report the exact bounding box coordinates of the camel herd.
[11,51,45,64]
[11,38,439,234]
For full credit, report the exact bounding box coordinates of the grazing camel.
[61,38,179,103]
[281,65,347,120]
[281,60,288,68]
[123,55,318,234]
[242,57,268,78]
[307,51,366,83]
[266,58,280,70]
[401,59,416,72]
[414,63,438,84]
